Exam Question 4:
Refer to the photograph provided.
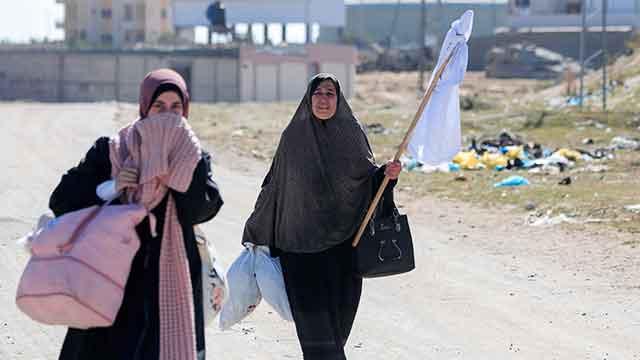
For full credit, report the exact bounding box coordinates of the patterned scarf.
[110,112,201,360]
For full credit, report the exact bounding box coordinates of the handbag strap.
[57,199,115,254]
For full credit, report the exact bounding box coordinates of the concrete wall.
[279,63,307,102]
[239,44,357,102]
[0,52,62,102]
[0,45,352,103]
[0,49,240,103]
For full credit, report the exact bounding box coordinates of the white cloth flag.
[408,10,474,166]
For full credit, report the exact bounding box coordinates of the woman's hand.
[115,167,139,193]
[384,160,402,180]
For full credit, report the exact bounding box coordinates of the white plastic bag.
[218,245,262,330]
[194,226,227,327]
[254,246,293,322]
[17,211,55,254]
[219,244,293,330]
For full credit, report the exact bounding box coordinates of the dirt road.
[1,103,638,359]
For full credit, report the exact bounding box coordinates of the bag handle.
[57,199,115,254]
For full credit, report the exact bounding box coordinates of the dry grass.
[188,70,640,235]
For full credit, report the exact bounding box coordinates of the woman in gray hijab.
[243,73,401,360]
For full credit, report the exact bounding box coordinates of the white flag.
[408,10,474,166]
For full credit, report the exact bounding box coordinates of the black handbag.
[355,201,416,278]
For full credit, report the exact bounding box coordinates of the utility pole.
[579,0,586,108]
[418,0,426,91]
[602,0,608,112]
[636,0,640,30]
[305,0,311,44]
[492,0,497,50]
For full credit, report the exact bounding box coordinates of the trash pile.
[402,131,631,187]
[485,43,580,80]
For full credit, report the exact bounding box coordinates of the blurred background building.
[3,0,640,102]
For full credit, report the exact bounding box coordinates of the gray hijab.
[242,73,378,253]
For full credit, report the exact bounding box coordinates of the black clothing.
[50,137,223,360]
[280,240,362,360]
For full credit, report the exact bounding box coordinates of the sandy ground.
[1,102,639,359]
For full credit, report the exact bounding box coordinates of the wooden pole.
[352,49,456,247]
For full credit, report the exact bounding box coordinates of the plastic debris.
[481,152,508,169]
[624,204,640,213]
[529,214,577,227]
[453,151,484,170]
[554,149,581,162]
[494,176,530,188]
[611,136,640,150]
[558,177,572,186]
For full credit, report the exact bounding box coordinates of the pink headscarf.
[138,68,190,118]
[110,68,201,360]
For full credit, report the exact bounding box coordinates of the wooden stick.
[352,50,456,247]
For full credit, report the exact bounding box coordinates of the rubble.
[610,136,640,151]
[486,43,580,80]
[624,204,640,213]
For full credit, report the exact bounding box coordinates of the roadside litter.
[365,123,392,135]
[610,136,640,151]
[494,176,530,188]
[528,213,578,227]
[402,131,619,177]
[624,204,640,213]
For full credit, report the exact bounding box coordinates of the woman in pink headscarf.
[49,69,223,360]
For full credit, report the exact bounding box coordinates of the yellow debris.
[554,148,581,162]
[481,152,508,169]
[453,151,482,170]
[504,146,524,160]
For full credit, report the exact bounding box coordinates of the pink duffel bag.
[16,202,147,329]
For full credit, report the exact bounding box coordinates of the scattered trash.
[403,157,421,171]
[529,213,577,227]
[250,150,267,160]
[554,149,581,162]
[448,163,461,172]
[481,152,508,169]
[365,123,391,135]
[525,201,537,211]
[610,136,640,151]
[460,96,474,111]
[494,176,530,188]
[454,174,468,182]
[582,138,594,145]
[577,164,609,173]
[624,204,640,213]
[453,151,484,170]
[401,157,461,174]
[231,129,245,137]
[558,177,572,186]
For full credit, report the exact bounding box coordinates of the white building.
[508,0,640,29]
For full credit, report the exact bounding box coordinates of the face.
[311,80,338,120]
[147,91,184,116]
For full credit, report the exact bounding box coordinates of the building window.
[567,0,581,14]
[136,4,145,21]
[124,4,133,21]
[79,30,87,40]
[161,9,168,19]
[512,0,530,16]
[125,30,144,43]
[101,8,112,19]
[101,33,113,43]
